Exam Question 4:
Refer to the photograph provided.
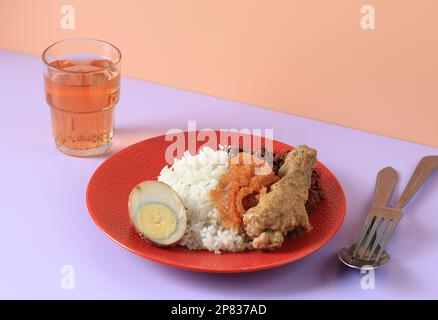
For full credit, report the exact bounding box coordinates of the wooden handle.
[373,166,398,208]
[395,156,438,209]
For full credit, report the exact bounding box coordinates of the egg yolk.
[136,203,177,239]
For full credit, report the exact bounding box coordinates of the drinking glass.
[42,38,121,157]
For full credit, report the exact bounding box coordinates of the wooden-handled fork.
[352,167,398,261]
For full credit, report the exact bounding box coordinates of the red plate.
[86,131,346,273]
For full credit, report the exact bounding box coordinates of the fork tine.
[375,219,401,262]
[353,216,376,258]
[366,219,389,261]
[357,217,382,259]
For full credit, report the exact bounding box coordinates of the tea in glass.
[42,39,121,157]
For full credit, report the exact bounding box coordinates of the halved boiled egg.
[128,181,187,247]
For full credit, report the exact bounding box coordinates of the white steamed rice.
[157,147,249,253]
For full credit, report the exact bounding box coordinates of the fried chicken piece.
[252,231,284,249]
[243,145,317,249]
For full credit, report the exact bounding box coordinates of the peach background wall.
[1,0,437,147]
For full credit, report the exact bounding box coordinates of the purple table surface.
[1,48,438,300]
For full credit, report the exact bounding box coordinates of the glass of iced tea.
[42,38,121,157]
